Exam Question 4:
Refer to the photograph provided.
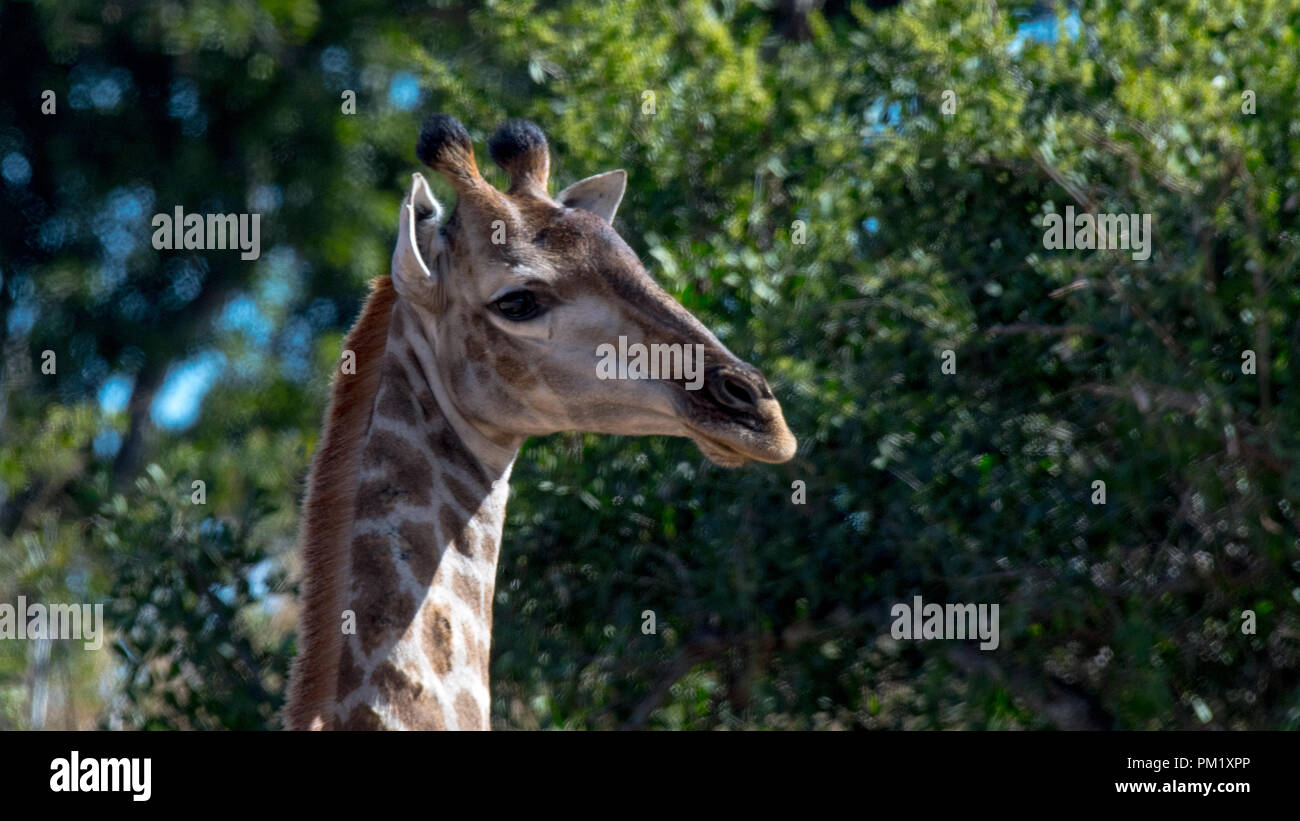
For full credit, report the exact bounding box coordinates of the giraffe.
[284,115,796,730]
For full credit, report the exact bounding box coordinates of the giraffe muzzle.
[684,361,796,466]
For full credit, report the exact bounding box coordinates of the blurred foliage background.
[2,0,1298,730]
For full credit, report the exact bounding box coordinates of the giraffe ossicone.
[286,114,796,730]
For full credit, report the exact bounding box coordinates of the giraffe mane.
[285,276,397,730]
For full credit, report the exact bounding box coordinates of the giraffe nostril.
[710,373,759,411]
[724,378,754,405]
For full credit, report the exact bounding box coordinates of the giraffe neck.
[333,301,517,730]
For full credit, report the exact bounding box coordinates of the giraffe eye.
[493,290,541,321]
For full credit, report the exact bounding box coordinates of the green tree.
[2,0,1297,730]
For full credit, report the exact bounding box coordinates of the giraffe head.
[390,114,796,467]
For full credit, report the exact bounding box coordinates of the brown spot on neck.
[442,472,483,517]
[453,690,484,730]
[439,505,475,557]
[453,570,483,617]
[424,606,454,675]
[370,662,445,730]
[362,430,435,501]
[399,520,437,586]
[350,532,415,655]
[341,704,384,731]
[336,642,364,699]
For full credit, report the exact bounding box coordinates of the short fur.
[284,277,397,730]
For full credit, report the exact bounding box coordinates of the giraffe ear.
[392,172,446,307]
[556,169,626,224]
